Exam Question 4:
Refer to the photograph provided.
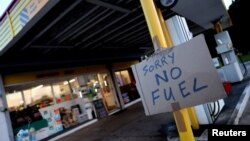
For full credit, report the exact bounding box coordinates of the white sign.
[27,0,49,19]
[132,35,227,116]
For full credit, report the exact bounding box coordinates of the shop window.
[6,91,24,111]
[52,81,72,103]
[6,91,43,131]
[98,73,119,111]
[115,69,140,104]
[115,70,131,86]
[31,85,54,108]
[78,74,100,102]
[68,77,80,99]
[23,89,32,106]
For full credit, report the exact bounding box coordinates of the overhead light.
[69,79,76,83]
[63,81,69,85]
[104,80,107,86]
[33,85,43,90]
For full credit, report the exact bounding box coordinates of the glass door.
[97,73,120,112]
[115,68,140,105]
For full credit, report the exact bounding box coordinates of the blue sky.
[0,0,12,17]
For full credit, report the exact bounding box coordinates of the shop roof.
[0,0,228,74]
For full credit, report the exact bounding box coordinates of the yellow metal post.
[173,109,196,141]
[140,0,167,50]
[157,6,200,131]
[214,21,223,33]
[6,12,15,37]
[187,107,199,129]
[156,8,173,47]
[140,0,195,141]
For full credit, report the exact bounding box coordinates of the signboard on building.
[20,0,49,27]
[132,34,227,116]
[26,0,49,18]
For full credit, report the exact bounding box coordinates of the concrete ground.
[57,103,174,141]
[239,96,250,125]
[215,78,249,124]
[215,62,250,125]
[240,62,250,125]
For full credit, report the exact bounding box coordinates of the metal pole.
[214,22,223,33]
[6,12,15,37]
[21,91,26,108]
[0,75,15,141]
[140,0,195,140]
[156,7,199,130]
[187,107,199,129]
[156,8,173,47]
[140,0,167,50]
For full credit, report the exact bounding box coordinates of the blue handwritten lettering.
[143,65,148,76]
[164,87,176,101]
[142,52,175,76]
[155,60,161,69]
[161,56,168,66]
[149,65,154,72]
[152,89,160,105]
[155,70,169,86]
[179,80,190,98]
[170,67,182,80]
[193,78,208,92]
[168,52,175,64]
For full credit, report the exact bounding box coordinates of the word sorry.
[143,52,174,76]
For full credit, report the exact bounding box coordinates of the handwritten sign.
[132,34,227,116]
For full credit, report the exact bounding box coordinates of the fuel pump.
[214,31,246,83]
[165,15,225,125]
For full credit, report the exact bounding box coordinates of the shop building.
[2,62,140,140]
[0,0,229,140]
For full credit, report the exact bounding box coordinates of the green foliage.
[240,54,250,62]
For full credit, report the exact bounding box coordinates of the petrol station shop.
[3,62,140,140]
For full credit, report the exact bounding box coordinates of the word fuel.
[142,51,208,105]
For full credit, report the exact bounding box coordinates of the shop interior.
[115,68,140,105]
[4,72,120,140]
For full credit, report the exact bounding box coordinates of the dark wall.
[228,0,246,54]
[203,29,218,58]
[203,0,245,58]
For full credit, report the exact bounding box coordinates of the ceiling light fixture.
[32,85,43,90]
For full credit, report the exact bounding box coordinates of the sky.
[0,0,233,19]
[223,0,234,10]
[0,0,12,17]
